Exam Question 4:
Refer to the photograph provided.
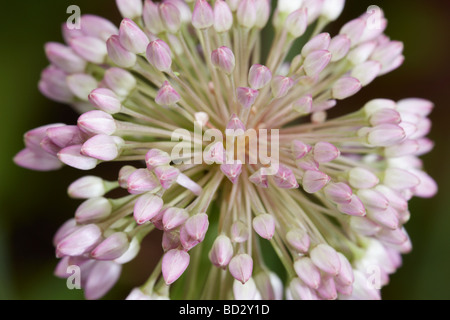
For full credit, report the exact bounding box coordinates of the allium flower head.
[15,0,437,300]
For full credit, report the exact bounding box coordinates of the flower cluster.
[15,0,436,300]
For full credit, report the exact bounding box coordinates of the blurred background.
[0,0,449,300]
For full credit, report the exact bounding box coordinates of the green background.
[0,0,449,300]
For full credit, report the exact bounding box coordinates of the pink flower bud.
[107,35,137,68]
[103,67,137,98]
[91,232,130,260]
[383,168,420,191]
[47,125,86,149]
[162,249,190,285]
[303,50,331,77]
[57,224,102,257]
[53,219,78,247]
[118,165,137,189]
[317,275,337,300]
[126,288,152,300]
[58,145,98,170]
[313,142,340,163]
[75,197,112,224]
[348,167,379,189]
[310,244,341,276]
[337,194,366,217]
[366,124,406,147]
[226,113,246,131]
[294,257,321,290]
[68,176,107,199]
[184,213,209,242]
[209,235,234,268]
[221,163,243,184]
[143,0,165,34]
[237,0,257,29]
[146,39,172,72]
[289,278,320,300]
[176,173,203,196]
[116,0,143,19]
[233,278,261,300]
[78,15,119,41]
[78,111,117,136]
[252,214,275,240]
[127,169,160,195]
[369,108,402,126]
[155,81,181,106]
[340,18,366,45]
[396,98,434,118]
[332,77,362,100]
[45,42,87,73]
[324,182,353,204]
[119,18,149,54]
[162,207,189,230]
[66,74,98,101]
[302,170,331,194]
[371,41,404,67]
[273,165,299,189]
[229,254,253,284]
[146,149,172,170]
[292,94,313,115]
[249,169,269,188]
[347,41,377,65]
[411,169,438,199]
[357,189,389,210]
[70,36,107,64]
[159,2,182,33]
[329,34,351,62]
[302,33,331,57]
[39,66,74,103]
[211,46,236,75]
[214,0,233,33]
[231,221,250,243]
[155,165,181,189]
[367,206,399,230]
[81,135,124,161]
[351,60,382,86]
[84,261,122,300]
[192,0,214,29]
[271,76,295,99]
[350,216,381,236]
[364,98,397,117]
[89,88,122,114]
[248,64,272,90]
[134,193,164,224]
[286,228,310,253]
[236,87,259,108]
[375,185,408,212]
[285,9,308,38]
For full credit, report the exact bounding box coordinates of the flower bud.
[89,88,122,114]
[134,193,164,224]
[68,176,109,199]
[329,34,351,62]
[249,169,269,188]
[91,232,130,260]
[116,0,143,19]
[143,0,165,34]
[45,42,87,74]
[118,165,137,189]
[221,163,243,184]
[273,165,299,189]
[337,194,366,217]
[70,36,107,64]
[162,207,189,230]
[302,170,331,194]
[211,47,236,75]
[127,169,160,195]
[332,77,362,100]
[155,165,181,189]
[146,149,172,169]
[146,39,172,72]
[248,64,272,90]
[229,254,253,284]
[159,2,182,33]
[294,257,321,289]
[236,87,259,109]
[57,224,102,257]
[214,0,233,33]
[66,74,98,101]
[119,18,150,54]
[78,110,117,136]
[162,249,190,285]
[184,213,209,242]
[106,35,137,68]
[310,244,341,276]
[252,214,275,240]
[192,0,214,29]
[292,94,313,115]
[321,0,345,21]
[302,33,331,57]
[75,197,112,224]
[286,228,310,253]
[155,81,181,106]
[348,167,379,189]
[313,142,340,163]
[285,9,308,38]
[84,261,122,300]
[58,145,98,170]
[231,221,250,243]
[209,235,234,268]
[271,76,295,99]
[324,182,353,204]
[81,135,124,161]
[237,0,257,29]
